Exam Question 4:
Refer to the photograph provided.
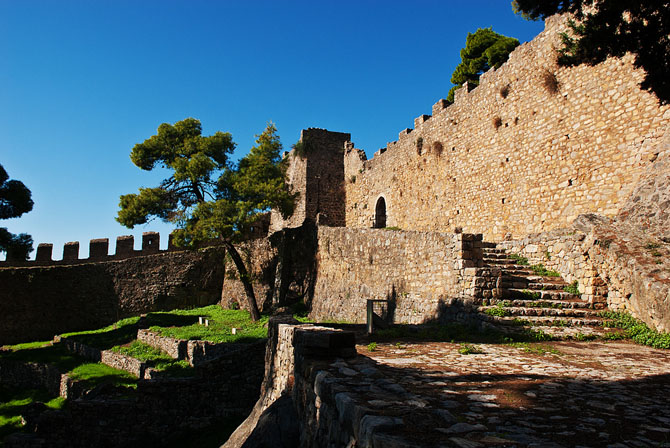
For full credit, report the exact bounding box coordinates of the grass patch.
[67,363,138,388]
[61,316,141,349]
[367,342,377,352]
[519,290,541,301]
[530,264,561,277]
[563,280,580,295]
[509,253,529,265]
[600,311,670,349]
[1,340,52,351]
[112,340,172,363]
[0,386,64,440]
[0,343,84,372]
[458,343,483,355]
[484,303,510,317]
[147,306,268,343]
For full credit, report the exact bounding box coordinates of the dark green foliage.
[0,164,34,259]
[509,253,529,265]
[530,264,561,277]
[564,280,580,295]
[600,311,670,349]
[118,119,295,321]
[512,0,670,104]
[484,303,511,317]
[447,28,519,103]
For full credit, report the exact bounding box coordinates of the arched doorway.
[374,197,386,228]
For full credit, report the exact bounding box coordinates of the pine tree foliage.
[0,164,34,260]
[447,28,520,103]
[117,119,295,320]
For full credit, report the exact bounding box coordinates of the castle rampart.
[342,15,669,240]
[1,232,176,266]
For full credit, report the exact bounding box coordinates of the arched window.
[374,197,386,228]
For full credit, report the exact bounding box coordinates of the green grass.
[458,343,483,355]
[147,306,268,343]
[563,280,580,295]
[600,311,670,349]
[1,340,52,351]
[0,343,85,372]
[112,340,173,363]
[484,303,510,317]
[61,316,141,349]
[112,341,194,375]
[67,363,138,388]
[367,342,377,352]
[0,386,65,440]
[509,253,529,265]
[529,264,561,277]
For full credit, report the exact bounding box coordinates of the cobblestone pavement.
[329,340,670,447]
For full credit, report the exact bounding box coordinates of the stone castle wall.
[270,128,350,231]
[342,15,669,241]
[0,246,225,345]
[1,232,170,266]
[310,227,486,324]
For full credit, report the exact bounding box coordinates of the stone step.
[483,314,606,328]
[483,258,518,265]
[487,298,597,309]
[479,305,598,318]
[482,253,511,260]
[502,288,579,301]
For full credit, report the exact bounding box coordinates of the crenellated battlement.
[1,232,183,267]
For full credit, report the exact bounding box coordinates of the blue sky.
[0,1,544,259]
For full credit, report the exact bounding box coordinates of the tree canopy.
[512,0,670,104]
[0,164,34,260]
[117,118,294,320]
[447,28,520,103]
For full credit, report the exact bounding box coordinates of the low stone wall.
[5,341,266,447]
[0,247,225,345]
[310,227,484,324]
[63,338,146,378]
[137,329,186,360]
[0,359,62,397]
[136,329,251,367]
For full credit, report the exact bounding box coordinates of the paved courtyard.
[328,339,670,447]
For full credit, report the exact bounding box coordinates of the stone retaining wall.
[0,247,226,345]
[4,341,266,447]
[310,227,485,324]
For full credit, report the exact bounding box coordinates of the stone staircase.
[478,245,611,338]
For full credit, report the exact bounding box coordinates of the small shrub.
[509,253,529,265]
[544,250,551,260]
[416,137,424,155]
[493,116,503,129]
[458,343,483,355]
[484,303,510,317]
[599,311,670,349]
[542,69,559,94]
[564,280,580,295]
[644,242,661,250]
[500,84,510,98]
[367,342,377,352]
[519,290,541,301]
[291,140,313,159]
[229,301,239,310]
[349,175,356,184]
[433,141,444,156]
[530,264,560,277]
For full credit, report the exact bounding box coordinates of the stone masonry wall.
[270,128,350,231]
[220,237,278,312]
[0,247,225,345]
[343,14,670,241]
[310,227,486,324]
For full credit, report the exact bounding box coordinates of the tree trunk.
[224,241,261,321]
